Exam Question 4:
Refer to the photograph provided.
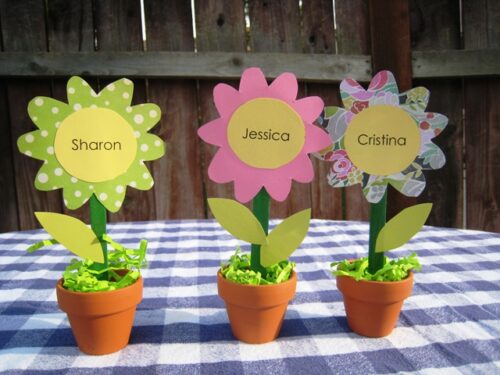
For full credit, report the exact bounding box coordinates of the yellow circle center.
[344,105,420,176]
[54,108,137,183]
[227,98,305,169]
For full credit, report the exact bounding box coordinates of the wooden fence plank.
[336,0,371,221]
[93,0,156,223]
[0,0,63,230]
[195,0,246,215]
[411,0,464,228]
[0,51,373,81]
[302,0,344,220]
[463,0,500,232]
[368,0,416,219]
[47,0,94,224]
[145,0,204,219]
[248,0,310,219]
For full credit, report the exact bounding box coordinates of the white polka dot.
[25,134,34,143]
[89,185,94,190]
[122,92,130,99]
[73,103,82,111]
[52,186,57,190]
[71,177,78,183]
[32,116,38,122]
[123,79,132,86]
[68,87,75,94]
[140,144,149,152]
[91,90,98,97]
[90,104,97,108]
[107,83,115,91]
[115,185,124,193]
[55,121,61,128]
[154,140,161,147]
[142,172,149,179]
[41,130,48,137]
[54,168,63,176]
[25,151,32,156]
[149,110,158,118]
[38,173,48,183]
[134,131,140,138]
[150,180,154,187]
[64,199,68,205]
[105,100,110,106]
[75,190,82,197]
[99,193,108,201]
[134,114,144,124]
[82,81,88,86]
[130,181,137,188]
[51,107,59,114]
[44,160,48,164]
[34,98,44,106]
[126,106,132,113]
[47,146,54,155]
[114,201,121,207]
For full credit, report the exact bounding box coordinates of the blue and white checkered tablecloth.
[0,219,499,374]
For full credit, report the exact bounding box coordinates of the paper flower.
[17,77,165,212]
[317,71,448,203]
[198,67,331,202]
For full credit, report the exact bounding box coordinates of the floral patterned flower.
[198,67,331,202]
[17,77,165,212]
[316,70,448,203]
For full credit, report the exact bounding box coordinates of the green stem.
[90,194,108,271]
[251,188,270,276]
[368,190,387,274]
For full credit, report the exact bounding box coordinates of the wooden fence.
[0,0,498,233]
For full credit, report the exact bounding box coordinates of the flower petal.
[28,97,72,131]
[207,149,240,184]
[387,167,427,198]
[122,104,162,132]
[17,130,53,161]
[362,176,388,203]
[239,67,268,94]
[213,83,242,117]
[234,175,264,203]
[269,72,298,102]
[303,122,332,153]
[96,78,135,109]
[198,118,227,147]
[138,134,166,161]
[264,176,292,202]
[292,96,324,122]
[340,77,372,111]
[368,70,398,95]
[66,77,99,108]
[324,107,350,143]
[416,142,446,170]
[401,86,430,112]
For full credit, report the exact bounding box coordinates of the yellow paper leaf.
[261,208,311,267]
[207,198,267,245]
[34,212,104,262]
[375,203,433,253]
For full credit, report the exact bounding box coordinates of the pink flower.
[198,67,331,203]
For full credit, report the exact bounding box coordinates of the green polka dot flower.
[18,76,165,212]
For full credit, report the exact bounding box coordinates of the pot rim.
[217,269,297,289]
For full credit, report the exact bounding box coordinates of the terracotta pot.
[56,276,143,355]
[336,271,414,337]
[217,271,297,344]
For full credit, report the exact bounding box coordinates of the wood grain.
[0,0,63,230]
[463,0,500,231]
[145,0,204,219]
[411,0,464,228]
[302,0,343,220]
[195,0,246,215]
